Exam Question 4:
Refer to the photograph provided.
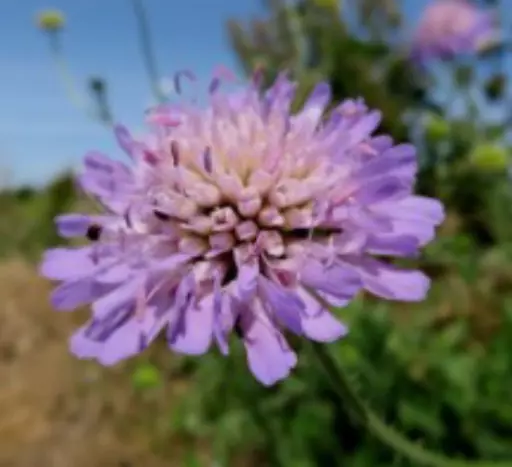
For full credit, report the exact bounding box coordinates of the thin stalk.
[309,342,512,467]
[47,32,113,127]
[130,0,165,103]
[48,32,94,117]
[278,0,308,75]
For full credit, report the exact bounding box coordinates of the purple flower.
[410,0,497,63]
[40,70,444,386]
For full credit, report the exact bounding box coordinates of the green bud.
[132,363,161,391]
[425,114,450,142]
[470,144,509,171]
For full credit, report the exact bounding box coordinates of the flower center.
[151,187,341,269]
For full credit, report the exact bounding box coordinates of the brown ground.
[0,259,200,467]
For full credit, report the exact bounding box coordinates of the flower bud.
[470,143,509,171]
[425,113,450,142]
[36,9,65,32]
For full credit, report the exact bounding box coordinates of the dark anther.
[282,227,343,239]
[170,140,180,166]
[203,146,213,173]
[124,209,132,228]
[222,257,238,286]
[86,224,102,241]
[234,316,244,339]
[153,210,171,221]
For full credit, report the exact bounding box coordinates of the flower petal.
[371,196,445,245]
[213,293,236,356]
[366,234,420,257]
[354,176,410,205]
[69,326,102,360]
[356,144,417,180]
[91,277,142,319]
[293,81,331,130]
[114,124,139,159]
[258,276,304,334]
[296,288,348,342]
[168,293,215,356]
[346,257,430,301]
[95,320,144,365]
[374,196,445,224]
[51,279,111,311]
[241,303,297,386]
[40,247,95,281]
[300,259,361,302]
[263,72,297,118]
[55,214,91,238]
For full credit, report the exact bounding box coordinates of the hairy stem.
[309,342,512,467]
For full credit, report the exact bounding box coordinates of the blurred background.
[1,0,512,465]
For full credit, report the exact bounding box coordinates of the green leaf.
[398,401,445,438]
[183,449,203,467]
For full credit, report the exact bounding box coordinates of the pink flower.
[411,0,497,63]
[40,71,444,386]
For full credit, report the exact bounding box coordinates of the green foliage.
[0,173,77,260]
[172,270,512,466]
[164,0,512,465]
[227,0,428,142]
[227,0,511,246]
[3,0,512,465]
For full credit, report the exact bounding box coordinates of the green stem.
[130,0,165,104]
[48,33,94,117]
[309,342,512,467]
[280,0,308,75]
[47,32,113,127]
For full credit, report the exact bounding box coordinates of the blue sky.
[0,0,265,187]
[0,0,500,187]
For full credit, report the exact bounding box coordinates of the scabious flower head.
[40,70,444,386]
[410,0,497,63]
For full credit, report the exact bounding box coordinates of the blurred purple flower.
[411,0,497,63]
[40,71,444,386]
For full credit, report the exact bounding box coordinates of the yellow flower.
[36,9,65,31]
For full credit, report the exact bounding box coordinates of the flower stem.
[130,0,166,104]
[48,32,94,118]
[47,32,113,127]
[284,3,308,75]
[309,342,512,467]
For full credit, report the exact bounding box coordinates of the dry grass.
[0,259,193,467]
